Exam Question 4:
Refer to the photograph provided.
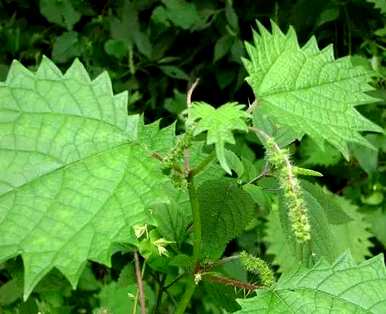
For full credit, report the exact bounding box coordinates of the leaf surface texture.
[244,21,382,158]
[0,58,168,298]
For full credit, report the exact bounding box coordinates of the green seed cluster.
[265,138,311,243]
[240,251,274,287]
[161,130,192,189]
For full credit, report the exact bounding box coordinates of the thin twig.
[151,152,184,175]
[164,273,185,290]
[154,275,166,314]
[184,78,200,174]
[246,162,270,185]
[134,251,147,314]
[204,274,261,291]
[246,98,259,114]
[186,78,200,108]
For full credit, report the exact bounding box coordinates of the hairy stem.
[203,274,261,291]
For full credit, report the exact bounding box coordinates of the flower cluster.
[161,130,193,189]
[240,251,274,287]
[265,138,311,243]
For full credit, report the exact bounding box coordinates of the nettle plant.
[0,20,385,313]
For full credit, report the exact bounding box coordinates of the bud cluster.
[265,138,311,243]
[161,130,193,189]
[240,251,274,287]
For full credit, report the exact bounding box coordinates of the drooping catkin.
[265,138,311,243]
[240,251,274,287]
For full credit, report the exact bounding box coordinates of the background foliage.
[0,0,385,313]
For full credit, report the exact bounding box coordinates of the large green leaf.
[243,21,383,158]
[0,57,169,298]
[237,252,386,313]
[189,101,250,174]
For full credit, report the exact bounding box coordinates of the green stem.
[175,278,196,314]
[174,173,202,313]
[189,175,202,267]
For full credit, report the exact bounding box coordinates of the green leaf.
[152,193,191,246]
[299,136,342,167]
[161,0,202,30]
[96,282,141,314]
[350,134,379,174]
[159,65,189,80]
[265,183,371,272]
[189,102,250,174]
[243,20,383,159]
[198,179,255,260]
[0,58,169,299]
[367,209,386,247]
[52,31,81,63]
[252,106,303,147]
[301,181,353,225]
[104,39,128,59]
[224,149,244,177]
[137,117,176,154]
[204,282,241,312]
[368,0,386,15]
[243,184,271,212]
[40,0,81,30]
[237,252,386,313]
[225,0,239,33]
[214,35,234,63]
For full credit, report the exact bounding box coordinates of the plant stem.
[204,274,261,291]
[134,251,147,314]
[174,173,202,313]
[188,174,202,269]
[174,278,196,314]
[153,274,166,314]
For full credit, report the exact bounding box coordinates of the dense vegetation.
[0,0,385,313]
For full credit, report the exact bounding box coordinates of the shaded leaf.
[198,179,255,260]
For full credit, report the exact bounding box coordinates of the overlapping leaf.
[189,101,250,174]
[198,179,255,260]
[243,21,383,158]
[0,57,169,298]
[237,252,386,313]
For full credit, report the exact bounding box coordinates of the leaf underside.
[243,20,383,159]
[237,252,386,313]
[0,57,169,299]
